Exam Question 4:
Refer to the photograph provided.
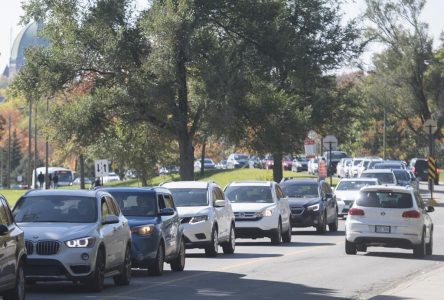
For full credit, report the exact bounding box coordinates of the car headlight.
[65,237,96,248]
[131,225,155,236]
[190,215,209,224]
[307,203,320,212]
[256,209,273,217]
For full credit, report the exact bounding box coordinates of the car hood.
[177,206,210,217]
[18,222,96,241]
[126,216,158,227]
[334,190,360,201]
[231,202,275,212]
[288,198,320,208]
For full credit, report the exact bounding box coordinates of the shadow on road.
[27,270,349,299]
[364,251,444,261]
[292,230,345,237]
[186,252,283,259]
[235,241,336,247]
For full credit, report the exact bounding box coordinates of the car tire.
[345,239,357,255]
[328,210,338,232]
[271,220,282,245]
[170,239,186,271]
[282,224,292,243]
[316,212,327,234]
[205,227,218,257]
[356,244,367,252]
[149,243,165,276]
[88,248,106,292]
[3,261,25,300]
[426,228,433,256]
[222,225,236,254]
[413,230,426,258]
[113,245,131,286]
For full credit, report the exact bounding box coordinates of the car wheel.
[149,243,165,276]
[316,212,327,234]
[88,248,105,292]
[222,225,236,254]
[113,245,131,285]
[3,261,25,300]
[426,228,433,256]
[170,239,186,271]
[205,227,218,257]
[271,220,282,245]
[356,244,367,252]
[282,224,292,243]
[345,239,357,255]
[413,230,426,258]
[328,210,338,232]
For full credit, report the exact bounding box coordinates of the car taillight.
[349,208,365,216]
[436,168,440,174]
[411,167,415,173]
[402,210,420,218]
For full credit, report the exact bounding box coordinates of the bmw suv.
[160,181,236,257]
[13,190,131,292]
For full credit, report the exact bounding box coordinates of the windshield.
[357,191,413,208]
[374,163,403,169]
[13,196,97,223]
[353,160,362,166]
[336,181,377,191]
[393,170,410,181]
[361,172,396,184]
[108,192,157,216]
[169,188,208,207]
[234,154,249,161]
[54,170,73,182]
[363,161,370,167]
[225,186,273,203]
[204,159,213,164]
[280,183,319,198]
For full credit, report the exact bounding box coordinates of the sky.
[1,0,443,73]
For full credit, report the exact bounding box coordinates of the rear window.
[393,170,410,181]
[280,183,319,198]
[225,186,273,203]
[361,172,396,184]
[374,163,403,169]
[107,191,157,216]
[336,180,377,191]
[357,191,413,208]
[414,160,427,168]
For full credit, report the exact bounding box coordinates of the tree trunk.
[79,154,85,190]
[178,132,195,180]
[200,139,206,176]
[272,153,283,183]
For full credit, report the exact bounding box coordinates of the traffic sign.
[323,135,338,151]
[428,156,436,180]
[95,159,109,177]
[423,119,437,135]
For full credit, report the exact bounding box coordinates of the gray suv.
[13,190,132,292]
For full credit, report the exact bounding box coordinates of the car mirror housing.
[426,206,435,213]
[214,200,226,207]
[159,208,175,216]
[0,224,9,236]
[102,214,119,225]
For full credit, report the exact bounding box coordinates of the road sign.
[304,138,316,156]
[323,135,338,151]
[428,156,436,180]
[95,160,109,177]
[423,119,438,135]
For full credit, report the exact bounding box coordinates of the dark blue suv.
[102,187,185,275]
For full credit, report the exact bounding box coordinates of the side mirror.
[214,200,226,207]
[0,224,9,236]
[159,208,175,216]
[426,206,435,213]
[102,214,119,225]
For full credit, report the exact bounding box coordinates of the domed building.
[2,20,48,79]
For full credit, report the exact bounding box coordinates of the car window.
[280,182,319,198]
[212,189,218,206]
[393,170,410,181]
[168,188,209,207]
[361,172,396,184]
[158,194,166,210]
[414,192,425,209]
[275,185,284,199]
[13,195,98,223]
[0,201,10,225]
[108,191,157,216]
[336,181,377,191]
[163,194,175,209]
[357,191,413,208]
[101,198,112,222]
[0,198,13,225]
[105,196,119,216]
[214,187,224,200]
[225,186,273,203]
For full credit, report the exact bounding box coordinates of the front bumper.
[131,232,160,267]
[290,208,321,227]
[234,216,278,238]
[181,220,213,248]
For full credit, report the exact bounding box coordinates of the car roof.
[160,181,212,189]
[359,185,413,193]
[23,189,99,198]
[280,178,319,185]
[227,181,274,187]
[362,169,395,174]
[100,187,170,194]
[338,178,379,182]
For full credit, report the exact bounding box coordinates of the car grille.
[34,240,60,255]
[234,212,260,221]
[181,217,192,224]
[290,207,304,215]
[25,240,34,255]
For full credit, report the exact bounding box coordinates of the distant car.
[72,177,93,185]
[161,181,236,256]
[292,157,308,172]
[102,172,120,183]
[0,195,26,300]
[224,181,292,244]
[13,190,131,291]
[345,185,434,258]
[282,156,293,171]
[307,157,320,175]
[374,162,406,170]
[393,169,417,187]
[248,156,264,169]
[334,178,379,218]
[323,151,348,174]
[263,155,274,170]
[216,160,228,169]
[410,158,440,185]
[102,187,185,275]
[194,159,216,171]
[227,153,249,169]
[360,169,397,186]
[280,179,338,233]
[350,158,364,178]
[337,158,352,178]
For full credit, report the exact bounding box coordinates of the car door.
[106,196,126,266]
[0,198,16,289]
[275,184,290,229]
[158,194,174,257]
[216,186,232,238]
[322,183,335,222]
[212,187,227,239]
[414,192,433,237]
[100,197,118,269]
[163,194,180,256]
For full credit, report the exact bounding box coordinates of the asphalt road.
[25,183,444,300]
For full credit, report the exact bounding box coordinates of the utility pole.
[383,108,386,160]
[28,98,32,189]
[45,96,49,189]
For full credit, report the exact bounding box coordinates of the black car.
[0,194,26,300]
[102,187,185,275]
[280,179,338,233]
[410,158,439,185]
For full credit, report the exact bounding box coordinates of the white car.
[160,181,236,257]
[334,178,379,218]
[226,153,249,169]
[102,172,120,183]
[360,169,397,186]
[350,158,364,178]
[224,181,292,245]
[337,158,352,178]
[307,157,320,175]
[345,185,434,258]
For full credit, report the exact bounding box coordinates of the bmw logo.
[381,212,386,216]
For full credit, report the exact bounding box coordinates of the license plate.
[375,225,391,233]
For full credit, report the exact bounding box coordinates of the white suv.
[345,185,434,258]
[160,181,235,257]
[224,181,292,245]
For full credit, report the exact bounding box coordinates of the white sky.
[1,0,443,73]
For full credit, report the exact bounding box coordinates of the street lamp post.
[27,97,32,189]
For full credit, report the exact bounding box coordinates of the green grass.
[1,168,336,206]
